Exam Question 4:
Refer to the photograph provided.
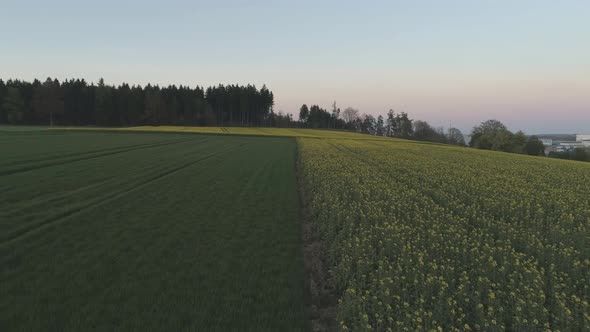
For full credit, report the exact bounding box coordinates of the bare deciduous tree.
[447,127,466,146]
[341,107,359,124]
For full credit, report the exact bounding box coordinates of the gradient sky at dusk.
[2,0,589,133]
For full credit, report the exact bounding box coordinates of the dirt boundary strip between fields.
[296,141,338,332]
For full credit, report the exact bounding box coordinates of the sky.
[1,0,589,134]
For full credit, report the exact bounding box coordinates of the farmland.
[298,138,590,331]
[1,128,306,331]
[56,125,390,140]
[2,126,590,331]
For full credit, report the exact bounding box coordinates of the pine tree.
[376,115,384,136]
[2,87,25,124]
[299,104,309,126]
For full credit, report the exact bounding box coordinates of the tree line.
[469,119,545,155]
[469,119,590,161]
[0,78,277,127]
[2,78,585,162]
[297,103,589,162]
[299,103,467,146]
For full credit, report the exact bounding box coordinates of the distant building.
[543,134,589,154]
[560,142,583,147]
[554,141,583,152]
[576,134,590,147]
[540,138,553,146]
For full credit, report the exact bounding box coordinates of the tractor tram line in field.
[2,136,216,239]
[0,137,197,177]
[1,140,242,247]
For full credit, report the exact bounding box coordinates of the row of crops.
[298,138,590,331]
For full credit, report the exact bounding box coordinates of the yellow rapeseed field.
[298,137,590,331]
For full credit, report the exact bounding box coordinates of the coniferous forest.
[0,78,282,127]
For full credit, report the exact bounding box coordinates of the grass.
[1,129,306,331]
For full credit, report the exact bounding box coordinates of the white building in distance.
[540,138,553,146]
[576,135,590,146]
